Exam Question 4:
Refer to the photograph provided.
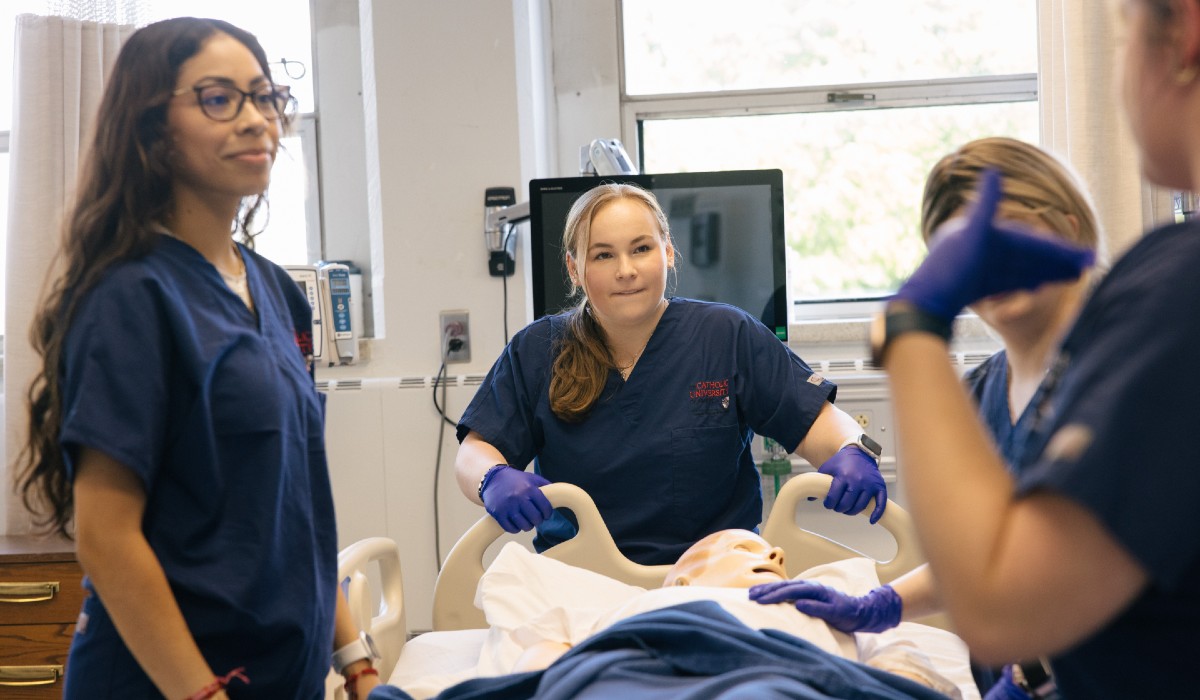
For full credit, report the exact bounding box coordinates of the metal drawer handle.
[0,665,64,686]
[0,581,61,603]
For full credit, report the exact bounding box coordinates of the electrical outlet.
[853,410,873,431]
[440,310,470,363]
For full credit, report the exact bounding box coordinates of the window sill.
[786,313,1001,377]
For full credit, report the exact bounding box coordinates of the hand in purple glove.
[480,466,553,534]
[894,168,1096,323]
[817,445,887,523]
[983,665,1033,700]
[748,581,902,634]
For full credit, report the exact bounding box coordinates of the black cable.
[432,338,463,573]
[432,358,459,428]
[501,224,514,342]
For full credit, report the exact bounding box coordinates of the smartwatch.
[869,305,953,367]
[841,433,882,462]
[333,631,382,674]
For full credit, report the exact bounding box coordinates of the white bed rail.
[762,472,923,583]
[338,536,407,679]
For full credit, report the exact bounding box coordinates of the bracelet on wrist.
[185,667,248,700]
[344,666,379,700]
[477,464,509,503]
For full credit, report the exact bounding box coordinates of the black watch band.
[870,306,953,367]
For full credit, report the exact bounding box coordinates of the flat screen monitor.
[528,169,788,340]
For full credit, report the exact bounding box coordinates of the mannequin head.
[664,529,788,587]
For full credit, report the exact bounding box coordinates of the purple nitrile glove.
[894,168,1096,323]
[480,466,553,534]
[817,445,887,524]
[749,581,902,634]
[983,665,1034,700]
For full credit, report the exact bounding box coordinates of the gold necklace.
[617,343,648,379]
[615,300,668,379]
[219,242,246,281]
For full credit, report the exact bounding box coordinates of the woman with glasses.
[15,18,378,699]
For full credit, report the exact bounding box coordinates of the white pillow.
[472,544,977,699]
[474,542,645,674]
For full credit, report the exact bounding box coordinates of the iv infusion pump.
[285,262,357,366]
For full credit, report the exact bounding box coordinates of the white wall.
[312,0,587,631]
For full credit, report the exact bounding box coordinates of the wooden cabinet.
[0,535,82,698]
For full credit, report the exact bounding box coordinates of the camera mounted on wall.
[483,138,638,277]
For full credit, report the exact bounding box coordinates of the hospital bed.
[332,473,975,699]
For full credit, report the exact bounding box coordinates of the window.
[139,0,320,265]
[0,1,320,333]
[621,0,1039,318]
[0,0,49,331]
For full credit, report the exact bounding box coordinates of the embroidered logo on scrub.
[690,379,731,411]
[295,329,314,357]
[1044,423,1093,464]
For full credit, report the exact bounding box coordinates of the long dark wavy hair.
[16,17,287,537]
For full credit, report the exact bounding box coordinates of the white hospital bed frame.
[334,472,927,691]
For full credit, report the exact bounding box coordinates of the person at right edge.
[763,0,1200,697]
[752,137,1104,698]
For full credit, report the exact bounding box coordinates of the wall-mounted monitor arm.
[485,200,530,231]
[483,200,528,277]
[484,138,634,277]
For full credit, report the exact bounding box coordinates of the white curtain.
[3,14,135,534]
[1038,0,1175,261]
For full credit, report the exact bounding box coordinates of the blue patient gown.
[57,236,337,698]
[369,602,947,700]
[457,299,835,566]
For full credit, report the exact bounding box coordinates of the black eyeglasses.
[172,83,296,122]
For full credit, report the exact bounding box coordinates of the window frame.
[286,112,323,264]
[620,74,1037,127]
[614,7,1038,323]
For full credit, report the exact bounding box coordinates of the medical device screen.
[529,169,788,340]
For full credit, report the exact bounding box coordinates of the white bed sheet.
[391,544,979,699]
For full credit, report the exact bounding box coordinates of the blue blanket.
[369,601,951,699]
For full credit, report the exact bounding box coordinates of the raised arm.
[877,170,1141,661]
[883,329,1146,662]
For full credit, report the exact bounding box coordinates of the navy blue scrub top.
[1009,221,1200,699]
[963,349,1039,471]
[58,235,337,698]
[457,298,835,565]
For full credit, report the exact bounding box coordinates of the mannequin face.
[664,530,787,588]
